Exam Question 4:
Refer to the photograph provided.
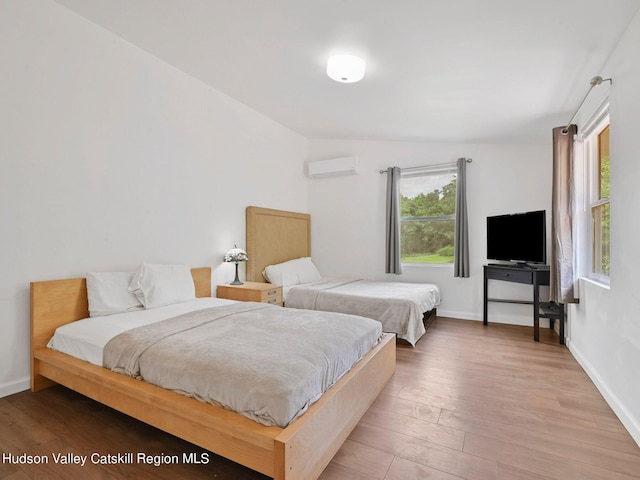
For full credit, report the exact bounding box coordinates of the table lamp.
[224,245,248,285]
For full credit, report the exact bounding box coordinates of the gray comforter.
[103,302,382,427]
[285,278,441,346]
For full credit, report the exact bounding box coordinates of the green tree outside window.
[400,175,456,264]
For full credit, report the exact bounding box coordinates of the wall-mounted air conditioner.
[307,156,359,177]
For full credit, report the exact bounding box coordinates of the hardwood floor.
[2,317,639,479]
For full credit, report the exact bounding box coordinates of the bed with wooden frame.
[30,267,395,480]
[246,206,438,338]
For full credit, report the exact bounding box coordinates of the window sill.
[579,275,610,290]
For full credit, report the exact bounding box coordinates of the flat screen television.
[486,210,546,265]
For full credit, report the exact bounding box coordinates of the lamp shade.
[224,246,248,263]
[326,54,366,83]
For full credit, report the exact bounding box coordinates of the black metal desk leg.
[533,276,540,342]
[483,273,488,325]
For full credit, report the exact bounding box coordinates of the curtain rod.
[379,158,472,174]
[561,76,612,135]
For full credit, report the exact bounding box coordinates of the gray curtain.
[385,166,402,274]
[454,158,470,277]
[550,125,577,303]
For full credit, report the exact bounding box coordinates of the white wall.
[307,140,551,323]
[566,9,640,446]
[0,1,308,396]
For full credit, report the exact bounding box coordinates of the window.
[579,106,610,282]
[399,168,456,264]
[592,125,610,277]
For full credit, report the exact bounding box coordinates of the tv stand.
[483,264,565,344]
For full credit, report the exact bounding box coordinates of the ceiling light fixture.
[326,54,366,83]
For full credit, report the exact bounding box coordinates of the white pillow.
[86,271,144,317]
[128,263,196,309]
[263,257,322,287]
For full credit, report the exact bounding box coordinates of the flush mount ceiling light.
[326,54,366,83]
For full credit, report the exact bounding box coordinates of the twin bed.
[30,206,440,480]
[246,206,441,346]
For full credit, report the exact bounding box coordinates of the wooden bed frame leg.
[273,441,286,480]
[31,358,58,392]
[31,375,57,392]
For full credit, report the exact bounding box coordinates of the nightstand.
[217,282,283,306]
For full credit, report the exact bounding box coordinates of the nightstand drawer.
[217,282,283,306]
[484,267,532,284]
[260,287,282,305]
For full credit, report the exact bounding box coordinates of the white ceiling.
[54,0,640,144]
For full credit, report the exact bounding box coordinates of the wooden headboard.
[246,206,311,283]
[30,267,211,390]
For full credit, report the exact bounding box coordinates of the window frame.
[577,103,610,285]
[398,166,457,266]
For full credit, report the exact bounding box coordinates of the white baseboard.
[435,310,553,328]
[568,339,640,448]
[436,309,482,321]
[0,377,30,398]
